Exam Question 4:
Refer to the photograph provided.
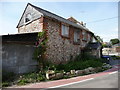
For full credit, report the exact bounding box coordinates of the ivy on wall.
[33,31,48,71]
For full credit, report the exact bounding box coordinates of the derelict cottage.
[2,3,102,74]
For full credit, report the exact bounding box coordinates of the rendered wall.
[2,43,38,74]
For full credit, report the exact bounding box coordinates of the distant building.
[102,43,120,56]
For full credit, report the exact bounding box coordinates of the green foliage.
[110,38,119,45]
[102,43,109,48]
[2,71,16,87]
[56,59,103,72]
[2,71,15,82]
[2,71,46,87]
[48,54,103,72]
[96,35,103,43]
[17,72,46,85]
[2,82,10,87]
[33,31,48,70]
[17,79,29,85]
[111,55,120,60]
[43,61,57,72]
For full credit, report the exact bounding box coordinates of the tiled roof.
[28,3,92,33]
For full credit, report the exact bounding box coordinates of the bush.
[2,71,15,82]
[17,79,28,85]
[17,72,46,85]
[2,82,10,87]
[57,59,103,72]
[111,55,120,60]
[55,54,103,72]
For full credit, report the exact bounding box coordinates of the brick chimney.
[67,17,78,23]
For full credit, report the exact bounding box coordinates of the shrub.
[2,71,15,82]
[17,79,28,85]
[2,82,10,87]
[55,54,103,72]
[111,55,120,60]
[17,72,46,85]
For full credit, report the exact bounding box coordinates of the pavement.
[4,64,120,89]
[59,71,118,88]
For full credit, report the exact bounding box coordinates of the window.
[74,30,80,43]
[25,13,32,23]
[82,31,87,40]
[61,24,69,37]
[88,34,91,41]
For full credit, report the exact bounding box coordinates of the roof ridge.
[18,3,92,33]
[28,3,69,21]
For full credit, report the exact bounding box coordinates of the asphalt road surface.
[58,71,119,88]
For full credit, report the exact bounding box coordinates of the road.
[6,65,119,89]
[57,71,118,88]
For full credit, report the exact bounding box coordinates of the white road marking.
[48,78,94,88]
[109,71,118,75]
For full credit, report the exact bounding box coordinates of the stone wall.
[18,17,43,33]
[2,43,38,74]
[44,18,91,64]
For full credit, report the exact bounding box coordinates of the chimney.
[67,17,77,23]
[80,21,86,27]
[80,21,83,26]
[84,23,86,27]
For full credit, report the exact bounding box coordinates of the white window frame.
[61,24,69,37]
[74,30,80,43]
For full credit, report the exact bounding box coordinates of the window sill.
[73,42,80,45]
[82,39,87,42]
[24,20,32,26]
[61,35,70,39]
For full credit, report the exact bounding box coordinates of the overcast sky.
[0,1,118,42]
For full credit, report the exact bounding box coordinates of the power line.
[86,16,118,24]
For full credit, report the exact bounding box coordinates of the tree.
[102,42,111,48]
[102,43,108,48]
[96,35,103,43]
[110,38,119,45]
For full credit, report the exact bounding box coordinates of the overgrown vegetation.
[33,31,48,71]
[2,33,110,87]
[2,71,16,87]
[110,38,119,45]
[2,53,109,87]
[53,53,104,72]
[2,71,47,87]
[17,72,46,85]
[111,55,120,60]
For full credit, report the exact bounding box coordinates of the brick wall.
[116,46,120,52]
[18,16,92,64]
[43,17,91,64]
[18,17,43,33]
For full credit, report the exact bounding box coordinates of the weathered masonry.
[2,3,102,74]
[2,33,38,74]
[17,3,100,64]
